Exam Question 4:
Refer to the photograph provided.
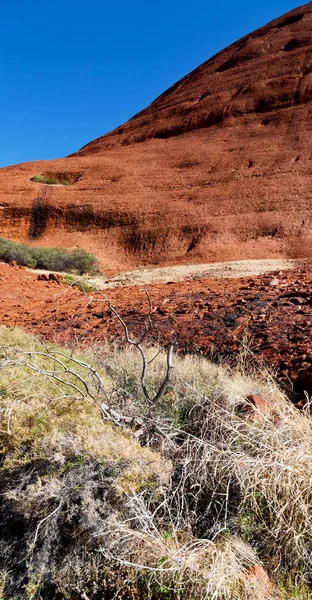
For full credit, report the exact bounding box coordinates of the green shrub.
[0,237,97,274]
[63,274,96,292]
[68,249,98,275]
[0,237,37,268]
[31,173,70,185]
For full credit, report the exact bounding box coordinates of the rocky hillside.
[0,3,311,271]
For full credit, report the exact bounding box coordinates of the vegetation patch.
[31,171,81,186]
[0,327,311,599]
[62,273,97,291]
[0,236,97,273]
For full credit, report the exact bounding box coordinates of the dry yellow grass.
[0,326,171,491]
[0,328,311,599]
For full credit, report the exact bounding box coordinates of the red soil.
[1,262,311,402]
[0,4,311,271]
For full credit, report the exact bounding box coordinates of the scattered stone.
[289,296,305,305]
[37,273,49,281]
[269,278,279,286]
[245,394,273,416]
[0,261,311,407]
[48,273,62,283]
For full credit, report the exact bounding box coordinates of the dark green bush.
[0,237,97,274]
[0,237,36,268]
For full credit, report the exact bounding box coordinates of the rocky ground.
[1,260,311,403]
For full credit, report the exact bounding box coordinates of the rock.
[92,311,104,319]
[289,296,305,305]
[38,272,62,283]
[48,273,62,283]
[268,278,279,286]
[37,273,49,281]
[247,565,272,599]
[294,365,312,399]
[245,394,273,416]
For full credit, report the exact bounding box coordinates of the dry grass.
[93,345,312,595]
[170,353,312,568]
[0,328,311,598]
[0,326,170,490]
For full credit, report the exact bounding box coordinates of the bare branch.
[79,284,174,405]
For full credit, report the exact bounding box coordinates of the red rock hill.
[0,3,311,271]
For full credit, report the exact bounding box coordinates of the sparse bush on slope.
[0,236,97,273]
[30,172,81,186]
[31,173,70,185]
[0,328,311,599]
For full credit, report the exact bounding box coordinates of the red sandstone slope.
[0,3,311,271]
[73,3,312,153]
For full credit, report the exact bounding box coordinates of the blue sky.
[0,0,302,167]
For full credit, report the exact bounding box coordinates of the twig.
[29,499,63,554]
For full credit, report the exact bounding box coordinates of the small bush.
[0,237,97,274]
[63,274,97,292]
[0,237,36,268]
[0,327,171,600]
[174,158,200,169]
[31,173,70,186]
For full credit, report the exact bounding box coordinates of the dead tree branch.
[0,342,128,431]
[80,286,174,406]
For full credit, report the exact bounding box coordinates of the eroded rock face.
[0,4,312,270]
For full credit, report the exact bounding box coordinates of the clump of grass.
[0,236,97,274]
[31,173,70,185]
[100,525,274,599]
[0,327,171,599]
[278,573,312,599]
[62,273,97,292]
[0,326,170,477]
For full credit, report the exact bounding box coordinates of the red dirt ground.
[0,4,311,271]
[1,261,311,402]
